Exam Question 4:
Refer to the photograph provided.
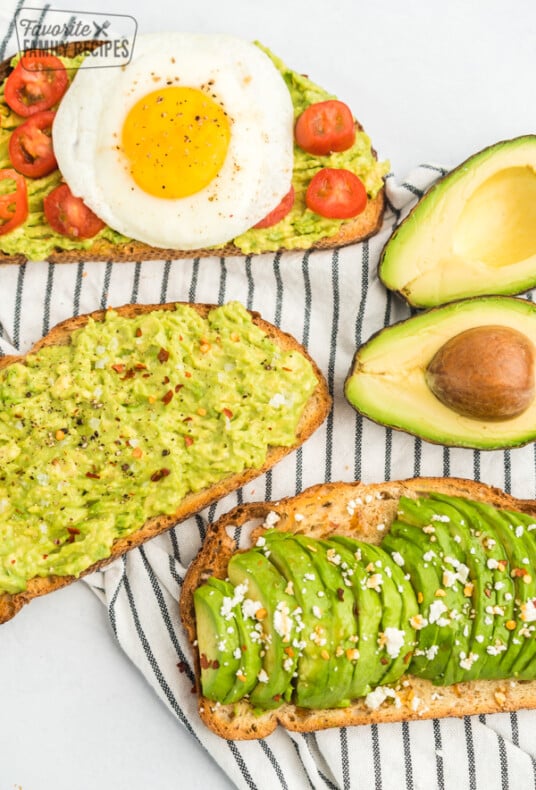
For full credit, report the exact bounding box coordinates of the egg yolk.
[121,86,231,199]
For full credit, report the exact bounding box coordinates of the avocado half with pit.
[344,296,536,450]
[379,136,536,307]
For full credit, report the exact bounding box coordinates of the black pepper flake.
[151,468,170,482]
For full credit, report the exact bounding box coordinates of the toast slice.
[180,477,536,739]
[0,42,386,265]
[0,302,330,623]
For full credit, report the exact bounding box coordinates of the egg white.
[53,33,294,250]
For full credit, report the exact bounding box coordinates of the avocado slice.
[382,520,457,681]
[396,496,473,685]
[344,296,536,450]
[293,536,359,708]
[326,537,385,698]
[193,581,242,703]
[227,548,299,709]
[429,494,513,681]
[338,540,407,686]
[260,531,333,709]
[379,136,536,307]
[204,578,263,703]
[497,510,536,679]
[463,501,523,678]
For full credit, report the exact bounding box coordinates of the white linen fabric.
[2,6,536,788]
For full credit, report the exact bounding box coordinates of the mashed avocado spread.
[0,302,318,594]
[0,46,388,260]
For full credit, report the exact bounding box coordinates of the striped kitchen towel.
[2,165,536,790]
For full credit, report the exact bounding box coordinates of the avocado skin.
[193,582,242,703]
[378,135,536,307]
[227,549,299,710]
[344,296,536,451]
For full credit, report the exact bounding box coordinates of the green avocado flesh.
[344,296,536,450]
[195,492,536,711]
[0,302,319,595]
[0,47,388,261]
[379,136,536,307]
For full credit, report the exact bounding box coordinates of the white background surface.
[1,1,535,789]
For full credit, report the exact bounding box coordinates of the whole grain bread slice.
[0,44,385,265]
[0,302,330,623]
[180,477,536,739]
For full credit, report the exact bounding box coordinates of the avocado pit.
[425,325,535,421]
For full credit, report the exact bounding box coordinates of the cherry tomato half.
[9,110,57,178]
[43,184,105,240]
[305,168,367,220]
[295,100,356,156]
[254,185,295,229]
[0,169,28,235]
[4,52,68,117]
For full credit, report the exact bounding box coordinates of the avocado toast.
[0,301,330,623]
[0,40,387,264]
[181,477,536,739]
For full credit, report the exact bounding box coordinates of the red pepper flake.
[150,468,170,482]
[121,369,135,381]
[184,371,192,378]
[273,694,281,702]
[282,367,293,372]
[111,364,125,373]
[177,661,188,673]
[403,651,412,665]
[512,568,526,578]
[158,347,170,363]
[200,653,210,670]
[175,384,183,393]
[135,362,147,370]
[212,659,220,670]
[484,588,491,598]
[184,436,194,447]
[67,526,81,544]
[222,408,233,419]
[183,417,192,423]
[336,588,344,601]
[162,376,170,385]
[86,472,100,479]
[380,657,389,665]
[10,559,16,564]
[135,328,142,337]
[162,390,173,405]
[42,554,48,559]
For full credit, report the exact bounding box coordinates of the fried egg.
[53,33,294,249]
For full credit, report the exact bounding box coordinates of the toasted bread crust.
[0,44,385,265]
[0,302,330,623]
[180,477,536,739]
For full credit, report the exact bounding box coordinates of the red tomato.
[295,100,356,156]
[43,184,105,240]
[0,169,28,235]
[254,186,295,229]
[305,168,367,219]
[9,110,57,178]
[4,52,68,117]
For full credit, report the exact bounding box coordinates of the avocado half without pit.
[379,136,536,307]
[344,296,536,450]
